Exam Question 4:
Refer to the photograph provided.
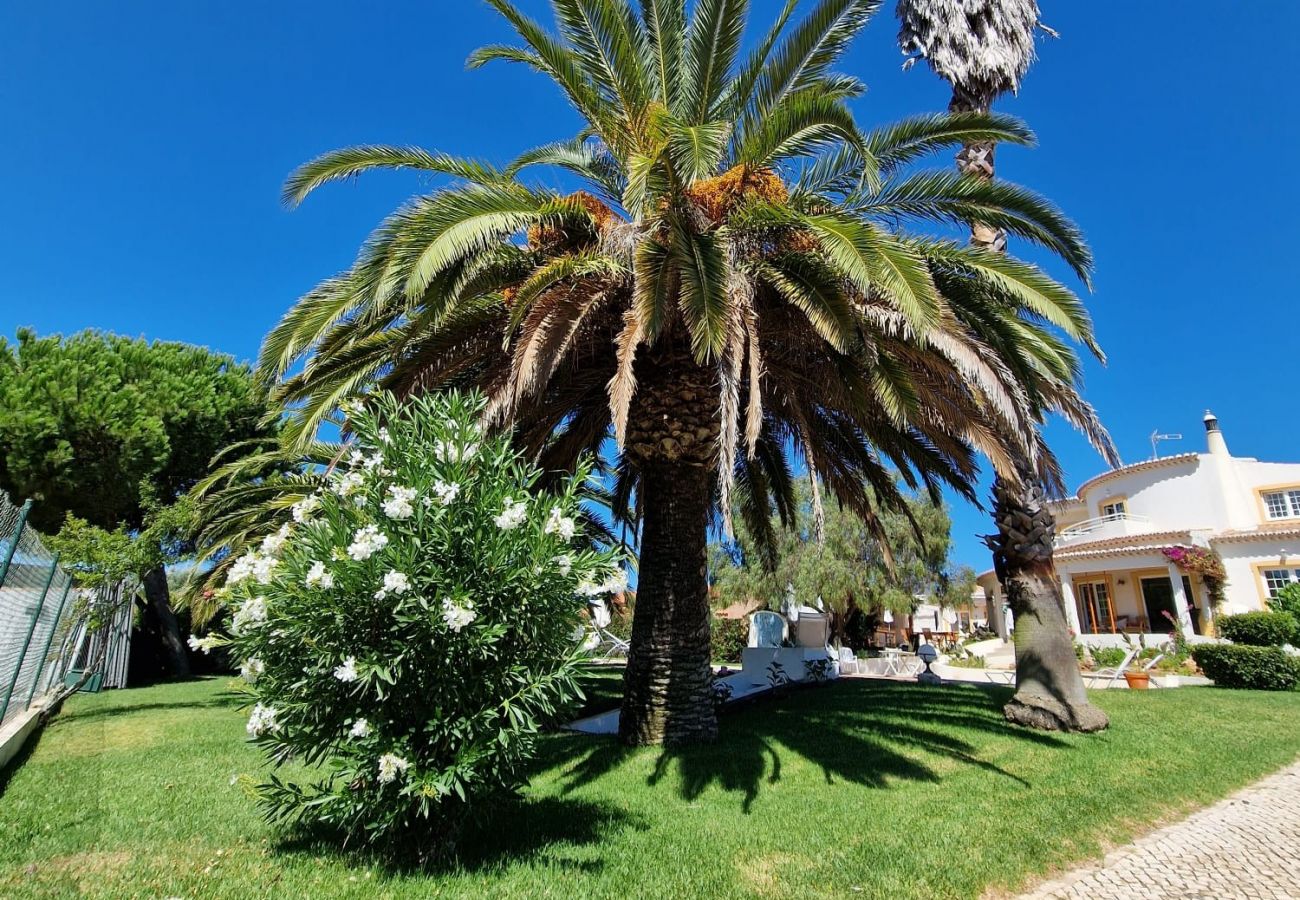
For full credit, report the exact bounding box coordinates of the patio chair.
[1141,653,1168,687]
[749,610,787,648]
[1090,648,1138,689]
[588,599,629,658]
[837,645,857,675]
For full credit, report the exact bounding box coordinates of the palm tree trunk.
[952,88,1105,732]
[949,91,1007,253]
[618,352,720,747]
[618,462,717,746]
[988,468,1107,731]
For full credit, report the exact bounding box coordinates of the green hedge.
[1191,644,1300,691]
[711,616,750,664]
[1218,611,1298,647]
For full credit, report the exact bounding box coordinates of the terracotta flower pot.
[1123,671,1151,690]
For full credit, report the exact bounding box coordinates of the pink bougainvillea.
[1162,545,1227,608]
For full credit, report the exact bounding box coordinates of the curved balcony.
[1055,513,1156,547]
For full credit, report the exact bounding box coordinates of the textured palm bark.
[618,463,717,746]
[949,90,1008,253]
[988,472,1108,732]
[618,352,720,746]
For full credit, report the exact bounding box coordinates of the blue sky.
[3,2,1298,572]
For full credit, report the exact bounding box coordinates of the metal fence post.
[0,551,59,720]
[0,499,32,589]
[25,578,74,709]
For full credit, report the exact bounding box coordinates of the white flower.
[441,598,477,633]
[577,569,628,597]
[260,523,292,557]
[381,485,416,520]
[350,718,371,739]
[347,449,366,467]
[554,554,573,576]
[246,703,280,737]
[377,753,409,784]
[334,470,365,498]
[187,634,221,655]
[230,596,268,635]
[544,507,577,540]
[225,551,258,586]
[305,561,335,589]
[601,568,629,595]
[362,452,385,471]
[333,657,359,683]
[494,497,528,530]
[239,657,264,683]
[347,525,389,561]
[377,427,391,444]
[251,554,278,585]
[432,480,460,505]
[383,570,410,595]
[291,494,320,523]
[434,439,478,464]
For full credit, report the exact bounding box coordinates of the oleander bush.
[1217,611,1299,647]
[1191,644,1300,691]
[200,391,623,856]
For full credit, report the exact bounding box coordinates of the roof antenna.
[1150,429,1183,460]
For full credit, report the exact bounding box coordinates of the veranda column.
[1166,562,1194,634]
[1199,581,1216,635]
[1059,578,1083,636]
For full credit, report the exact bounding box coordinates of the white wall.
[1082,457,1221,531]
[1215,537,1297,615]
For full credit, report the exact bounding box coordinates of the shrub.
[1090,646,1128,669]
[1191,644,1300,691]
[1267,582,1300,625]
[711,615,749,663]
[206,391,622,854]
[1218,611,1298,647]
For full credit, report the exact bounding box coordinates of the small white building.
[978,412,1300,647]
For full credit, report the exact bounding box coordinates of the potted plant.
[1123,668,1151,690]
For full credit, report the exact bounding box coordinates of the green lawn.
[2,678,1298,899]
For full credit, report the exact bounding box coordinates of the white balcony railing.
[1055,513,1156,546]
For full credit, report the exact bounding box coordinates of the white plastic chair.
[588,599,629,658]
[1141,653,1167,687]
[837,646,856,675]
[1091,648,1138,689]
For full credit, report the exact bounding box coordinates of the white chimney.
[1204,410,1230,458]
[1203,410,1253,528]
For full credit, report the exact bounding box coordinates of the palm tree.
[260,0,1104,745]
[898,0,1113,731]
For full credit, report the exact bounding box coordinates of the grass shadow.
[542,679,1073,815]
[273,794,641,877]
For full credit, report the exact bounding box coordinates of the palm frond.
[282,146,503,208]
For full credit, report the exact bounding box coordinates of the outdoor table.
[881,648,904,676]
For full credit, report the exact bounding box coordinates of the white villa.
[978,412,1300,646]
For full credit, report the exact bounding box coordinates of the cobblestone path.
[1020,761,1300,899]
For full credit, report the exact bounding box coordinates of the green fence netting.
[0,491,133,728]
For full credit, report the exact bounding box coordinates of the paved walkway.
[1021,761,1300,899]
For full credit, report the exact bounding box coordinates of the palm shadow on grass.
[547,680,1070,814]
